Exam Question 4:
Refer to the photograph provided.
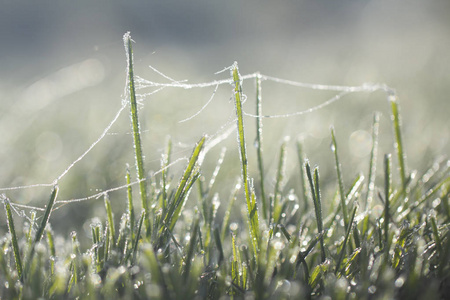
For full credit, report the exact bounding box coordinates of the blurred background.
[0,1,449,237]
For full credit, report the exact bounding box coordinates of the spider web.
[0,37,394,226]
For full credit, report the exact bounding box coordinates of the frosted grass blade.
[384,154,392,251]
[126,166,135,240]
[331,127,349,229]
[2,195,23,279]
[255,74,268,221]
[305,162,326,263]
[124,32,149,232]
[296,140,309,211]
[104,194,116,247]
[365,113,380,209]
[233,63,260,257]
[389,93,407,192]
[273,140,287,224]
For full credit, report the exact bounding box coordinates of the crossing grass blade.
[163,135,205,232]
[124,32,149,233]
[335,206,357,274]
[233,63,260,257]
[2,195,23,279]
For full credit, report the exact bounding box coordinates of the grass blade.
[104,194,116,247]
[255,73,268,221]
[335,206,357,274]
[305,161,326,263]
[165,136,205,232]
[273,139,287,224]
[331,127,349,229]
[2,195,23,279]
[233,63,260,257]
[296,140,309,212]
[384,154,392,252]
[124,32,149,233]
[365,113,380,210]
[126,166,135,240]
[389,93,407,192]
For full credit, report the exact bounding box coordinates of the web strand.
[1,65,393,217]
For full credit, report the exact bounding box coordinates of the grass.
[0,33,449,299]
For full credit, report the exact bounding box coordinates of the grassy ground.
[1,34,449,299]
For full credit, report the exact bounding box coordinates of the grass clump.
[0,33,449,300]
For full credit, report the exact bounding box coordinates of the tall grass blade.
[46,225,56,276]
[2,195,23,279]
[384,154,392,250]
[305,162,326,263]
[233,63,260,257]
[331,127,349,229]
[184,216,199,283]
[273,139,287,224]
[161,137,172,209]
[296,140,309,211]
[124,32,149,233]
[221,178,240,241]
[126,166,135,240]
[389,93,407,191]
[255,73,268,221]
[335,206,357,274]
[365,113,380,209]
[104,194,116,247]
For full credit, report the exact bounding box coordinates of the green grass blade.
[104,194,116,247]
[126,165,135,241]
[255,73,268,221]
[184,216,199,283]
[221,178,240,241]
[46,225,56,276]
[124,32,149,233]
[233,63,260,258]
[166,136,205,232]
[305,161,326,263]
[2,195,23,279]
[132,210,145,264]
[365,113,380,210]
[335,206,357,274]
[296,140,309,212]
[331,127,349,229]
[389,93,407,191]
[273,139,287,224]
[161,137,172,209]
[384,154,392,251]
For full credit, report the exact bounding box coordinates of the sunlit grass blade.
[389,93,407,192]
[161,137,172,209]
[365,113,380,209]
[164,135,205,232]
[273,139,287,224]
[221,178,240,241]
[255,73,268,221]
[104,194,116,247]
[184,216,199,283]
[233,63,260,258]
[384,154,392,253]
[331,127,349,229]
[125,165,135,241]
[46,225,56,276]
[124,32,149,233]
[335,206,357,274]
[296,140,309,212]
[305,161,326,263]
[2,195,23,279]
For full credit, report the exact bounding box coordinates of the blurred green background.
[0,1,449,236]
